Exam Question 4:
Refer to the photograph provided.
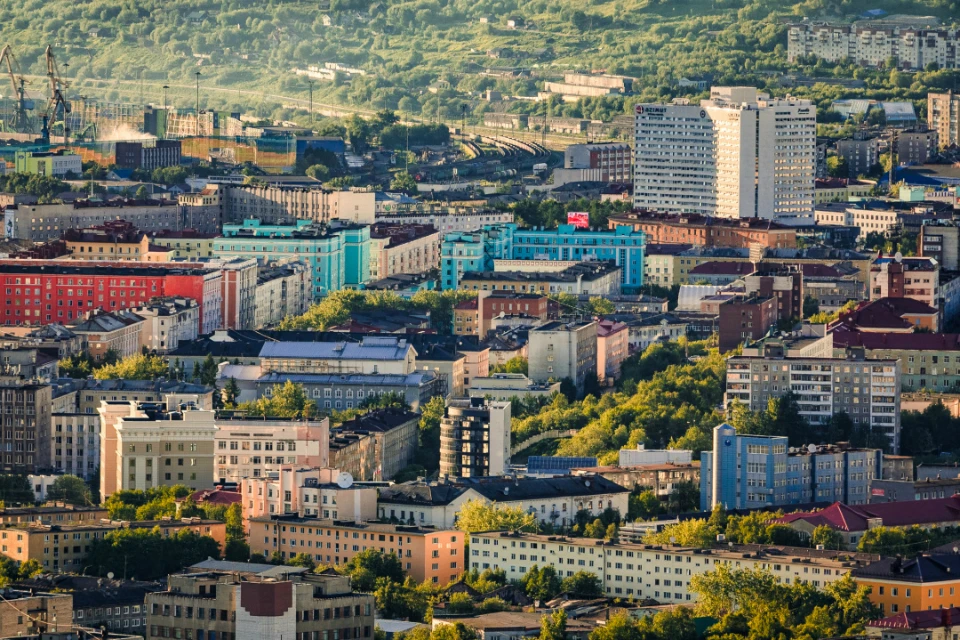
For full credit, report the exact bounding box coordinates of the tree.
[666,481,699,514]
[857,526,908,555]
[340,548,405,591]
[520,565,562,602]
[826,155,849,178]
[17,558,43,579]
[802,295,819,319]
[93,353,169,380]
[539,609,567,640]
[223,377,241,406]
[135,185,149,200]
[46,475,92,505]
[628,490,661,521]
[811,525,844,550]
[238,381,317,418]
[288,553,316,569]
[560,571,603,597]
[455,499,537,533]
[490,356,528,375]
[644,518,716,547]
[346,114,371,153]
[585,297,615,315]
[390,170,417,193]
[306,164,331,181]
[87,526,221,580]
[415,395,445,472]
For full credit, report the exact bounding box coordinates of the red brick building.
[718,295,778,353]
[0,260,223,333]
[608,212,797,249]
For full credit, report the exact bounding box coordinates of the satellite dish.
[336,472,354,489]
[808,444,818,454]
[107,572,115,579]
[895,252,903,263]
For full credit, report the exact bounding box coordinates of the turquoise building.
[440,223,645,291]
[215,219,370,298]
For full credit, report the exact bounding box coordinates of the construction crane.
[43,45,70,141]
[0,45,30,133]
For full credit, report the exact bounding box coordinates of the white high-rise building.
[633,87,817,222]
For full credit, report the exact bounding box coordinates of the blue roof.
[258,337,415,361]
[528,456,598,471]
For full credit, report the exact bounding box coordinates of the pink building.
[241,467,378,525]
[214,416,330,484]
[596,319,628,384]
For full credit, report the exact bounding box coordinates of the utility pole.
[307,79,314,125]
[162,85,169,109]
[194,71,201,135]
[139,68,144,106]
[461,103,467,146]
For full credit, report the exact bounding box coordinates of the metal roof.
[259,338,414,361]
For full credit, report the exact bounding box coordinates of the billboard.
[871,488,885,497]
[567,212,589,228]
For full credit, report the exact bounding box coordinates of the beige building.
[223,185,376,225]
[6,201,181,243]
[177,186,222,234]
[0,504,107,526]
[254,261,311,329]
[149,231,218,260]
[369,224,440,281]
[439,398,511,478]
[68,309,145,360]
[0,589,72,636]
[528,320,598,397]
[417,344,465,398]
[329,409,419,481]
[643,246,750,287]
[241,466,378,521]
[51,413,100,480]
[814,178,875,204]
[468,373,560,401]
[470,530,878,601]
[133,297,200,354]
[64,233,172,262]
[0,518,225,573]
[98,399,217,499]
[929,91,960,148]
[596,319,628,384]
[146,570,375,640]
[214,415,329,483]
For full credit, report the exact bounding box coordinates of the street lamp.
[162,85,169,109]
[306,79,315,125]
[194,71,201,135]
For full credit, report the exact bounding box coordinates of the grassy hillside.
[0,0,957,122]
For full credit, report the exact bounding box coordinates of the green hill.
[0,0,957,123]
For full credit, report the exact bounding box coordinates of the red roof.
[800,263,842,278]
[190,487,241,506]
[596,319,628,337]
[455,298,478,310]
[869,607,960,630]
[775,496,960,532]
[831,298,938,331]
[832,329,960,351]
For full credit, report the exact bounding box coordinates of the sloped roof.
[689,261,755,276]
[467,475,629,501]
[378,483,469,506]
[853,554,960,583]
[259,338,414,361]
[869,606,960,630]
[776,496,960,532]
[832,330,960,351]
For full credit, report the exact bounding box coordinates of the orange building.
[853,554,960,615]
[0,517,226,573]
[608,211,797,249]
[248,517,464,585]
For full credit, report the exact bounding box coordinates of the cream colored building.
[814,180,875,204]
[178,186,222,233]
[368,225,441,281]
[98,398,217,499]
[51,413,100,480]
[241,467,377,521]
[254,261,311,328]
[470,531,878,601]
[149,233,218,260]
[930,91,960,148]
[132,297,200,354]
[64,234,172,262]
[6,201,181,242]
[222,186,375,225]
[634,87,816,222]
[214,416,329,483]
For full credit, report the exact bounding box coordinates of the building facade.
[254,262,311,329]
[0,376,51,474]
[528,321,598,396]
[439,398,511,478]
[213,416,329,483]
[930,91,960,147]
[5,201,181,243]
[633,87,816,222]
[788,23,960,70]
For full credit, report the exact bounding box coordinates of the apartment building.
[929,91,960,147]
[458,263,623,297]
[132,297,200,354]
[787,23,960,70]
[56,379,214,415]
[633,87,816,221]
[329,409,419,481]
[368,224,440,281]
[241,467,378,521]
[0,504,107,526]
[836,136,880,177]
[854,555,960,615]
[254,262,311,329]
[831,329,960,392]
[870,255,940,311]
[596,320,628,384]
[563,142,632,183]
[213,415,329,484]
[177,187,222,235]
[377,475,630,529]
[609,212,796,249]
[5,200,181,243]
[0,376,52,474]
[148,231,218,261]
[248,518,464,585]
[0,589,72,636]
[375,209,515,235]
[898,129,939,164]
[717,296,778,353]
[439,398,511,478]
[51,413,100,479]
[98,400,218,499]
[146,570,375,640]
[1,518,226,573]
[725,341,901,452]
[469,531,878,602]
[528,321,598,396]
[254,371,441,412]
[468,374,561,402]
[920,220,960,271]
[700,423,881,511]
[68,310,145,360]
[203,257,258,331]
